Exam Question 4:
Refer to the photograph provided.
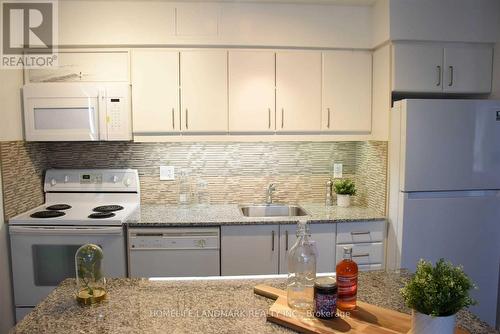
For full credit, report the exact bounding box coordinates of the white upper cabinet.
[276,51,322,132]
[131,50,180,134]
[228,50,276,132]
[443,46,493,94]
[180,50,228,133]
[392,43,493,94]
[27,51,129,83]
[392,44,443,93]
[322,51,372,132]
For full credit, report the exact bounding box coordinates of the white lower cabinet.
[335,243,384,267]
[221,224,279,275]
[279,224,336,274]
[336,221,386,271]
[221,221,385,276]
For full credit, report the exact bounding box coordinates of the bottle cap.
[314,277,337,291]
[343,246,352,254]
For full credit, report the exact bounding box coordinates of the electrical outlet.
[160,166,175,181]
[333,163,343,178]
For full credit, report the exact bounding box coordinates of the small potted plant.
[333,179,356,207]
[401,259,476,334]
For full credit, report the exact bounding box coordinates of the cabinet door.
[392,44,443,93]
[228,51,275,132]
[443,46,493,93]
[180,50,228,133]
[276,51,322,132]
[221,225,279,275]
[27,51,129,82]
[279,224,336,274]
[131,50,180,133]
[322,51,372,132]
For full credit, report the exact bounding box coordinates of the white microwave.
[23,83,132,141]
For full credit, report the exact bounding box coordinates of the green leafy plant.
[333,179,356,196]
[400,259,476,317]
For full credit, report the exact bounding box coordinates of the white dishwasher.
[128,227,220,278]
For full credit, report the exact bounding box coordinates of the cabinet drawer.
[336,221,385,244]
[335,242,383,265]
[358,263,383,272]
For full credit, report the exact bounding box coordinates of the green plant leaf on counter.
[333,179,356,196]
[400,258,476,317]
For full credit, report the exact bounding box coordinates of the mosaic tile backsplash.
[0,141,387,221]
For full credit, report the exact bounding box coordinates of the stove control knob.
[50,179,57,186]
[64,175,69,183]
[124,178,131,187]
[112,175,118,183]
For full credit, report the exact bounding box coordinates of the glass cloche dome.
[75,244,107,305]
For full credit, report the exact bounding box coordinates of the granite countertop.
[127,203,386,227]
[12,271,497,334]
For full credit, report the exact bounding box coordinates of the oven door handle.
[9,226,123,235]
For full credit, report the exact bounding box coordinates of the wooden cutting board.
[254,285,469,334]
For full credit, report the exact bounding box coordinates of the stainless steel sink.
[239,204,309,217]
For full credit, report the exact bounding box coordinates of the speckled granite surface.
[127,203,385,227]
[12,271,497,334]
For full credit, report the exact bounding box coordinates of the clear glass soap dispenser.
[287,221,317,311]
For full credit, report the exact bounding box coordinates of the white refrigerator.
[388,99,500,327]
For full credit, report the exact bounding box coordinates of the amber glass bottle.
[336,247,358,311]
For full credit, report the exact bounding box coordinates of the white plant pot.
[336,194,351,207]
[409,310,456,334]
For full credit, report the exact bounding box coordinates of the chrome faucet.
[265,183,277,205]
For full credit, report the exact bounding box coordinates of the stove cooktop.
[10,202,139,226]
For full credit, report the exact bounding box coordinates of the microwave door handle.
[98,88,107,140]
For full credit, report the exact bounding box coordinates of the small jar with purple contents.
[313,277,337,319]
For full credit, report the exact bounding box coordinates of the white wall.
[371,44,391,141]
[390,0,500,43]
[371,0,390,47]
[58,1,373,48]
[0,69,24,141]
[0,166,15,333]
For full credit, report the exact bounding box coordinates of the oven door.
[9,226,126,307]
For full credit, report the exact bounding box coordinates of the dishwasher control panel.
[129,227,220,250]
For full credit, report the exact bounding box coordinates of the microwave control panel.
[105,93,131,141]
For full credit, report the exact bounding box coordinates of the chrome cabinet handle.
[327,108,331,128]
[352,253,370,258]
[350,231,370,235]
[172,108,175,129]
[285,230,289,251]
[281,108,284,129]
[268,108,271,129]
[185,108,188,129]
[272,230,275,251]
[448,66,454,87]
[436,66,441,86]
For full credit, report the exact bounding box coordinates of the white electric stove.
[9,169,140,322]
[10,169,140,226]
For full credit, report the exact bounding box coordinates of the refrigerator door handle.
[406,190,500,199]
